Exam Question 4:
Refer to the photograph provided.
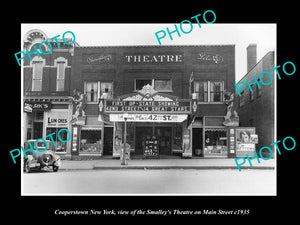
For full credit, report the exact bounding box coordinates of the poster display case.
[143,136,159,159]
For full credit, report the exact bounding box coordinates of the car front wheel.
[25,161,31,173]
[53,166,59,172]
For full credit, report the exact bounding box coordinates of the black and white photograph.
[4,4,298,220]
[20,23,276,195]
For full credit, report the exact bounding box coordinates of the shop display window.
[204,129,227,156]
[46,127,67,152]
[80,130,101,153]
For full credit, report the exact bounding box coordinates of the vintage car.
[23,139,61,173]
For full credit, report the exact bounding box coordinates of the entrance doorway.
[103,127,113,155]
[33,122,43,139]
[192,128,203,156]
[135,126,152,155]
[135,126,172,155]
[155,127,172,155]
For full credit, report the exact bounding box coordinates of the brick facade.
[235,51,275,155]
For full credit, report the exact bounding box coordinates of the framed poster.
[235,127,256,157]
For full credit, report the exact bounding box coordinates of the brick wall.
[235,51,275,154]
[72,45,235,118]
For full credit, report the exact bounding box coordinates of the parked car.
[23,139,61,173]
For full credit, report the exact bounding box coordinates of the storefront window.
[80,129,101,153]
[204,129,227,157]
[46,127,67,152]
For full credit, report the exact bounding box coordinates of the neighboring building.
[235,44,275,157]
[70,45,236,159]
[23,29,77,159]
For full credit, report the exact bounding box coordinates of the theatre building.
[70,45,238,159]
[23,29,76,159]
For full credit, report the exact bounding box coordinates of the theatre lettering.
[124,54,183,63]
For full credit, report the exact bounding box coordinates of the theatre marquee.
[99,84,196,116]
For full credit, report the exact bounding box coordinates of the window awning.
[81,126,102,131]
[205,128,226,132]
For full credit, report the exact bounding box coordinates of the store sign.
[104,100,191,114]
[196,52,224,64]
[46,111,69,127]
[24,101,51,111]
[124,54,183,63]
[83,54,113,64]
[109,114,188,122]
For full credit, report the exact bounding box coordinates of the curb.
[58,165,275,170]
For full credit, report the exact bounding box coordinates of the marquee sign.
[109,114,188,122]
[104,100,191,114]
[100,84,193,115]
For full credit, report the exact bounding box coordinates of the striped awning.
[81,126,102,131]
[205,128,226,132]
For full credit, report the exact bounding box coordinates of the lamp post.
[121,113,128,166]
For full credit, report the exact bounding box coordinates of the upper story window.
[100,82,113,99]
[194,81,224,102]
[210,81,224,102]
[135,79,172,92]
[55,57,67,92]
[84,81,113,103]
[250,83,255,101]
[154,79,172,91]
[194,81,208,102]
[239,90,246,107]
[32,57,45,92]
[135,79,152,90]
[257,80,262,97]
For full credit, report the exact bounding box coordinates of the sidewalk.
[59,158,275,171]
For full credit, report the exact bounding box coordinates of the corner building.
[71,45,235,159]
[23,29,76,159]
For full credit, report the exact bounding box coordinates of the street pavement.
[22,169,276,195]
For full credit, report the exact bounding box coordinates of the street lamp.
[121,113,129,166]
